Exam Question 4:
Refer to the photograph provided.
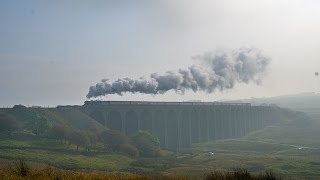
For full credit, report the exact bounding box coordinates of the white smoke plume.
[86,47,270,98]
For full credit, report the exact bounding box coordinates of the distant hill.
[228,92,320,120]
[0,105,107,132]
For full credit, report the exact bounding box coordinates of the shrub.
[0,113,20,136]
[27,117,50,136]
[119,143,139,157]
[68,129,90,151]
[131,131,160,157]
[91,142,105,152]
[48,124,68,143]
[99,130,129,150]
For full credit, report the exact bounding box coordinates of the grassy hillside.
[230,92,320,122]
[1,105,107,132]
[243,123,320,148]
[50,107,107,131]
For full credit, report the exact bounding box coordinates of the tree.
[86,130,98,144]
[0,113,20,136]
[68,129,89,151]
[131,131,160,157]
[48,124,68,143]
[84,130,100,151]
[99,130,129,151]
[27,117,50,136]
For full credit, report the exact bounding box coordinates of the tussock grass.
[206,168,281,180]
[9,159,30,177]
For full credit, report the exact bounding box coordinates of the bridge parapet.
[84,100,251,106]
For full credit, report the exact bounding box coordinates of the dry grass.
[0,160,284,180]
[0,160,188,180]
[205,169,282,180]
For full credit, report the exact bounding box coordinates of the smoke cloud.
[87,47,270,98]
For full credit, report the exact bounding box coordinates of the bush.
[91,142,105,152]
[68,129,90,151]
[48,124,68,143]
[118,143,139,157]
[0,113,20,136]
[99,130,129,150]
[27,117,50,136]
[131,131,160,157]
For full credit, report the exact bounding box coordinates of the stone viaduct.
[81,101,282,150]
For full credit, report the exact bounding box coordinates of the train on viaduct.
[80,101,283,150]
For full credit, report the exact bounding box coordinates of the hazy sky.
[1,0,320,107]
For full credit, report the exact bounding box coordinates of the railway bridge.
[81,101,281,150]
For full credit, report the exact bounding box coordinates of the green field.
[0,139,133,171]
[1,105,320,179]
[0,149,133,170]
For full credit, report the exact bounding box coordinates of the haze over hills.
[1,95,320,178]
[227,92,320,120]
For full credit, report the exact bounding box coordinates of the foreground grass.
[0,160,282,180]
[0,166,157,180]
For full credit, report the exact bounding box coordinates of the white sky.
[1,0,320,107]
